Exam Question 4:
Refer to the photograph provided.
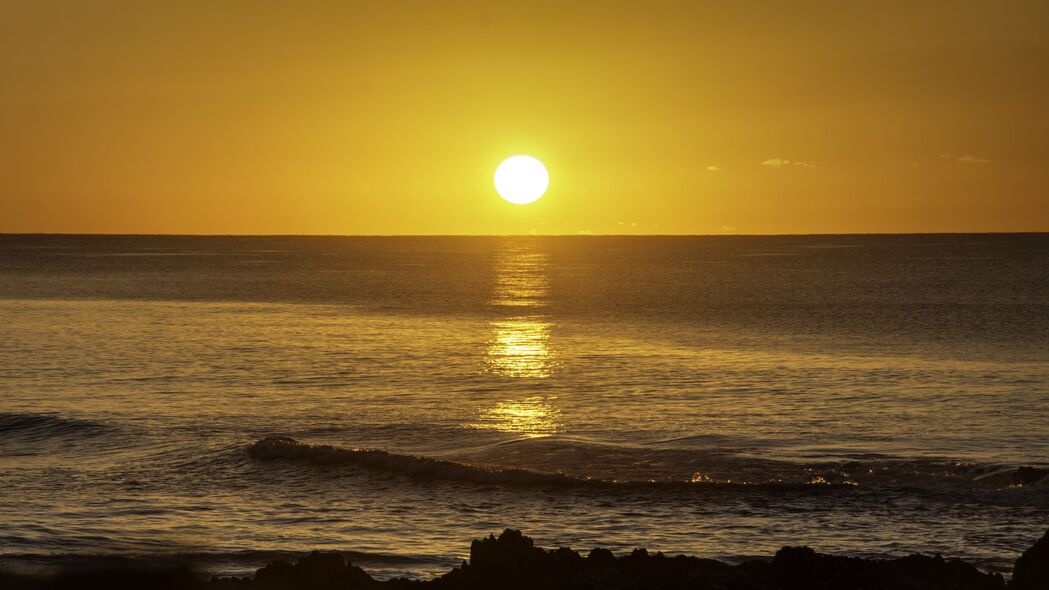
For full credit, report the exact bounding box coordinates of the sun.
[494,155,549,205]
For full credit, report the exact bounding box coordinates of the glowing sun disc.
[495,156,548,204]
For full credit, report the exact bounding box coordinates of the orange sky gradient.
[1,1,1047,235]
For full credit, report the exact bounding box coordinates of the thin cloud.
[762,158,820,169]
[940,153,992,164]
[706,165,720,172]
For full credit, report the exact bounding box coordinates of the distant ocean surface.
[1,234,1047,578]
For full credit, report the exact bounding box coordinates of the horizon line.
[0,231,1047,238]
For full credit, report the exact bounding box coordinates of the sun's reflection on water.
[471,396,562,436]
[474,242,562,435]
[484,243,555,379]
[487,318,553,378]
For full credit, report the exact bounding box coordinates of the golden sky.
[2,1,1047,234]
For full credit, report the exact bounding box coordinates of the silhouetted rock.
[4,528,1042,589]
[0,565,198,590]
[211,551,376,590]
[771,545,1004,590]
[1010,528,1049,590]
[1013,467,1048,487]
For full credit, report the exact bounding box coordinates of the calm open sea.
[1,234,1047,578]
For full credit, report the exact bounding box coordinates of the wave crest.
[246,437,869,492]
[247,437,581,487]
[0,412,111,442]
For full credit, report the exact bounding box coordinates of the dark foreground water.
[1,234,1047,578]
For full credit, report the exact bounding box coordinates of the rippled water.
[0,234,1047,578]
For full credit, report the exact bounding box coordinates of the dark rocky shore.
[3,527,1047,590]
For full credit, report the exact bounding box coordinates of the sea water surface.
[1,234,1047,578]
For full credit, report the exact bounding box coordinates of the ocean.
[1,234,1047,579]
